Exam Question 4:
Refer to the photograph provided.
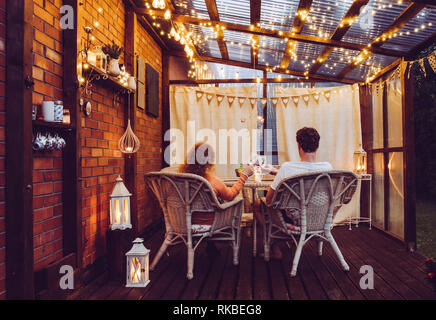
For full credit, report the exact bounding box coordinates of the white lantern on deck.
[110,175,132,230]
[126,238,150,288]
[353,145,367,176]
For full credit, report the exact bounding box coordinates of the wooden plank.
[306,241,366,300]
[197,244,231,299]
[146,10,406,57]
[351,229,436,299]
[337,3,425,79]
[302,244,346,300]
[291,243,328,300]
[266,257,289,299]
[278,242,308,300]
[5,0,35,299]
[334,228,420,299]
[250,0,261,66]
[216,242,239,300]
[62,0,82,269]
[310,0,370,74]
[280,0,313,69]
[382,83,390,231]
[332,228,403,299]
[234,232,253,300]
[205,0,229,60]
[253,257,271,300]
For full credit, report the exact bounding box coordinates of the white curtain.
[275,84,362,224]
[169,85,259,178]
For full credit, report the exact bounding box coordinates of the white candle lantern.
[353,145,367,176]
[126,238,150,288]
[110,175,132,230]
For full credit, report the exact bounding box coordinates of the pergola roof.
[131,0,436,83]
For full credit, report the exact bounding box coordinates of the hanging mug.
[45,133,57,151]
[55,134,66,150]
[33,132,46,151]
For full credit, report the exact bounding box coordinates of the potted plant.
[103,40,123,76]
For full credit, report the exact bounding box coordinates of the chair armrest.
[216,197,244,210]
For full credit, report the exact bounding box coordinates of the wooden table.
[223,178,273,257]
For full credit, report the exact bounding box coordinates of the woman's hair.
[178,142,215,178]
[296,127,320,153]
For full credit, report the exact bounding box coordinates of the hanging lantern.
[126,238,150,288]
[353,145,367,176]
[119,93,140,154]
[110,175,132,230]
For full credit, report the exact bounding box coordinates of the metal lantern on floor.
[110,175,132,230]
[126,238,150,288]
[353,145,367,176]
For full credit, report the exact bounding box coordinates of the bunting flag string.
[260,98,268,108]
[238,97,246,107]
[292,96,300,107]
[249,97,257,108]
[191,87,351,108]
[429,53,436,74]
[216,94,224,105]
[227,96,235,107]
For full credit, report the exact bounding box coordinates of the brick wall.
[135,22,163,231]
[32,0,64,271]
[78,0,165,268]
[0,0,5,301]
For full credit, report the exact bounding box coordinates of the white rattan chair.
[261,170,358,277]
[145,172,244,280]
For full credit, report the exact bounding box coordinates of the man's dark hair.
[296,127,320,153]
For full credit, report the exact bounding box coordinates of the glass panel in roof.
[215,0,251,26]
[381,7,436,52]
[301,0,354,39]
[343,0,409,45]
[260,0,299,31]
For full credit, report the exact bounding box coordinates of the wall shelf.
[82,64,135,95]
[32,120,75,133]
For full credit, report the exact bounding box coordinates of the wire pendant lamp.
[119,92,140,154]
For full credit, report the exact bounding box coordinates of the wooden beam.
[5,0,34,299]
[142,9,407,58]
[310,0,369,74]
[62,0,83,269]
[337,2,425,79]
[407,30,436,59]
[169,77,330,85]
[280,0,313,69]
[205,0,229,60]
[169,50,357,83]
[402,61,416,250]
[368,57,402,84]
[250,0,261,66]
[124,5,138,236]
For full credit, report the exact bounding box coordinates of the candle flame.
[130,257,142,283]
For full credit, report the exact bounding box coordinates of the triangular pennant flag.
[238,97,246,107]
[312,93,320,103]
[227,96,235,107]
[428,53,436,74]
[323,90,331,102]
[419,58,427,77]
[249,97,257,108]
[260,98,268,108]
[270,97,278,107]
[216,94,224,105]
[281,97,290,107]
[302,94,310,105]
[196,91,204,100]
[206,93,214,104]
[292,96,299,107]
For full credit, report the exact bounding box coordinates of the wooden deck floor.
[72,226,436,300]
